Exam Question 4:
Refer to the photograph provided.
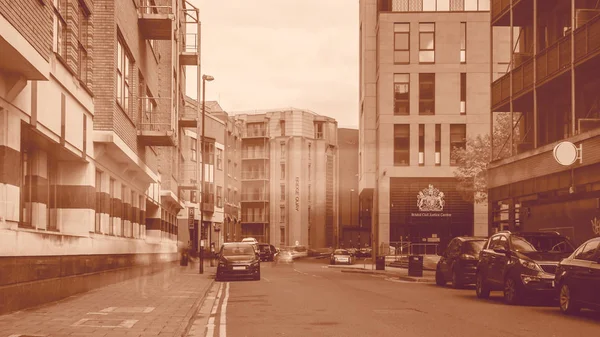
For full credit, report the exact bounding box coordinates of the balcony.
[241,214,269,223]
[241,150,269,160]
[138,97,176,147]
[241,193,270,203]
[536,34,571,86]
[179,163,198,190]
[574,13,600,65]
[241,171,269,181]
[201,194,214,213]
[242,127,269,139]
[180,33,199,66]
[138,1,174,40]
[491,0,510,24]
[179,103,197,128]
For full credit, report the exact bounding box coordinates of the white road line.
[311,274,322,278]
[219,282,230,337]
[263,277,271,282]
[293,269,309,275]
[205,283,224,337]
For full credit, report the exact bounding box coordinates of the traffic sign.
[188,207,194,229]
[553,141,582,166]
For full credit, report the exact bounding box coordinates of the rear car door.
[570,241,598,305]
[439,239,457,278]
[479,236,499,282]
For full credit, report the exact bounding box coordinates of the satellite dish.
[553,141,580,166]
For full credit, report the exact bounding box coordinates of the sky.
[186,0,359,129]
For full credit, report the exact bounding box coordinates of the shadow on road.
[530,307,600,324]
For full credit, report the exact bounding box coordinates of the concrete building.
[232,109,339,248]
[488,0,600,245]
[0,0,201,314]
[338,128,364,248]
[359,0,510,255]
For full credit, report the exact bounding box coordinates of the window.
[419,23,435,63]
[460,22,467,63]
[280,227,286,245]
[281,163,285,180]
[191,138,197,161]
[308,164,311,181]
[394,23,410,64]
[109,178,115,235]
[227,159,232,174]
[435,124,441,165]
[217,186,223,208]
[52,0,66,59]
[280,120,286,136]
[117,38,132,114]
[280,142,286,158]
[574,241,599,261]
[191,190,197,203]
[460,73,467,114]
[217,149,223,170]
[419,73,435,115]
[394,74,410,115]
[203,142,215,164]
[315,122,324,139]
[394,125,410,166]
[130,191,135,237]
[280,206,285,223]
[121,185,126,236]
[77,3,90,87]
[308,143,311,161]
[139,195,145,238]
[308,184,311,203]
[280,184,285,201]
[95,170,102,233]
[450,124,467,165]
[418,124,425,166]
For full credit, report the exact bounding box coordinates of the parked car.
[276,248,293,264]
[241,237,258,244]
[257,243,276,262]
[436,236,487,288]
[475,231,575,305]
[555,237,600,314]
[330,249,354,265]
[216,243,261,281]
[355,248,372,258]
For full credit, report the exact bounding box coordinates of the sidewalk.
[327,263,436,283]
[0,261,215,337]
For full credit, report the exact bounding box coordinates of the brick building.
[359,0,510,256]
[231,109,339,248]
[488,0,600,245]
[0,0,203,314]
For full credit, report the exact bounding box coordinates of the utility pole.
[199,74,214,274]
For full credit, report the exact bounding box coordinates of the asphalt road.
[205,259,600,337]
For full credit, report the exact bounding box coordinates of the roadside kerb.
[337,268,435,283]
[180,265,216,336]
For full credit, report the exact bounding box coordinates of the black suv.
[257,243,276,262]
[436,236,487,288]
[475,231,575,305]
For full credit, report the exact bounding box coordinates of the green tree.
[452,112,515,203]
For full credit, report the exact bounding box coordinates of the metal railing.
[241,171,268,180]
[243,127,269,138]
[240,215,269,223]
[241,193,270,202]
[491,0,510,22]
[139,0,172,15]
[574,13,600,63]
[182,33,198,53]
[241,151,268,159]
[139,97,174,133]
[536,34,571,85]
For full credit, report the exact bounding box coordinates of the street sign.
[188,207,194,229]
[553,141,582,166]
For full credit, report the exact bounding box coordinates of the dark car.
[555,237,600,314]
[257,243,276,262]
[436,236,487,288]
[475,231,575,305]
[216,243,261,281]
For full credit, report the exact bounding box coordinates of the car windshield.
[510,235,575,253]
[334,250,349,255]
[222,246,254,256]
[463,241,485,255]
[258,245,270,252]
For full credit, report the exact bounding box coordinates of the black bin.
[407,255,423,277]
[375,256,386,270]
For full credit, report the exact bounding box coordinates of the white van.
[241,237,258,244]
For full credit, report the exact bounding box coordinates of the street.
[199,259,600,337]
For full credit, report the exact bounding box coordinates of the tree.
[452,112,515,203]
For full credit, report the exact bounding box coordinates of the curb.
[178,270,215,337]
[339,269,435,283]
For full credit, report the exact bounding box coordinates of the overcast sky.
[186,0,359,128]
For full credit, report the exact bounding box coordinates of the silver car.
[330,249,354,265]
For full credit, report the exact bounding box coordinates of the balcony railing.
[243,128,269,138]
[536,34,571,85]
[380,0,491,13]
[138,0,174,40]
[180,33,199,66]
[511,57,534,97]
[241,151,269,159]
[179,163,198,190]
[241,214,269,223]
[241,171,269,180]
[491,0,510,23]
[201,194,214,213]
[138,97,176,147]
[179,103,198,128]
[241,193,270,202]
[574,13,600,64]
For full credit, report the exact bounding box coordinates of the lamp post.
[199,74,214,274]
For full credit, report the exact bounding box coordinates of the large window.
[460,73,467,114]
[52,0,66,59]
[460,22,467,63]
[217,148,223,170]
[121,184,126,236]
[19,148,58,231]
[280,120,286,136]
[109,178,115,235]
[280,206,285,223]
[419,23,435,63]
[394,23,410,64]
[394,74,410,115]
[191,138,197,161]
[394,124,410,166]
[418,124,425,166]
[203,142,215,164]
[95,170,102,233]
[117,38,132,115]
[217,186,223,208]
[435,124,441,165]
[77,3,90,87]
[419,73,435,115]
[450,124,467,165]
[314,122,324,139]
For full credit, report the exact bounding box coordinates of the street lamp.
[199,74,214,274]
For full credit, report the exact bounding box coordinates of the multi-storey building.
[0,0,201,314]
[488,0,600,244]
[338,128,364,248]
[359,0,510,255]
[232,109,339,248]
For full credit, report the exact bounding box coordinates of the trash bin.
[180,249,189,266]
[407,255,423,277]
[375,256,386,270]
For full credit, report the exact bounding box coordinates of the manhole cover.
[71,318,138,328]
[100,307,155,313]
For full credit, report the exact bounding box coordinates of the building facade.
[0,0,201,314]
[488,0,600,245]
[338,128,365,248]
[232,109,339,248]
[359,0,510,255]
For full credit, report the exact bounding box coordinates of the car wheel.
[559,284,580,314]
[451,268,463,289]
[475,272,491,299]
[215,273,221,282]
[435,268,446,286]
[255,271,261,281]
[504,277,522,305]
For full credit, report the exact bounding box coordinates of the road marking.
[311,274,322,278]
[263,277,271,282]
[384,278,420,284]
[293,269,309,275]
[206,283,224,337]
[219,282,230,337]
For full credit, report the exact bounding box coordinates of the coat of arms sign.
[417,184,445,212]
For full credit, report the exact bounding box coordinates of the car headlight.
[519,258,542,272]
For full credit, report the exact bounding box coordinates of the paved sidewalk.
[0,262,215,337]
[327,263,436,283]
